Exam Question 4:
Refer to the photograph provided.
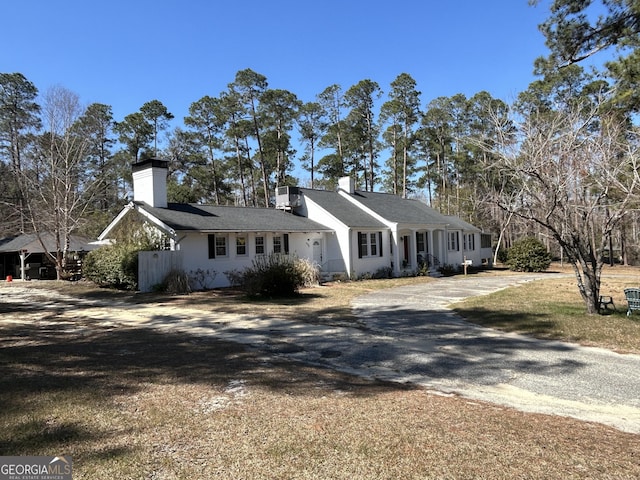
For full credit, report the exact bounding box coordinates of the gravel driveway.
[189,273,640,434]
[348,275,640,434]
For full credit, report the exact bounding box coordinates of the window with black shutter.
[358,232,384,258]
[208,234,216,259]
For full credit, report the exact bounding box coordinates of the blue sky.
[2,1,554,121]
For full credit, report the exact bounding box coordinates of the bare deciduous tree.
[481,97,640,314]
[22,86,100,279]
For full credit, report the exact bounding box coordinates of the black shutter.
[379,232,383,257]
[284,233,289,254]
[208,234,216,259]
[358,232,363,258]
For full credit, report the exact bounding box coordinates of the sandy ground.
[2,277,640,434]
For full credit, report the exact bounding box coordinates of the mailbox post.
[463,257,472,275]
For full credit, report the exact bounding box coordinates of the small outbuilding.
[0,232,97,280]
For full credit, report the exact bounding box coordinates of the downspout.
[347,227,354,279]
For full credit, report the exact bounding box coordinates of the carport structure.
[0,232,96,280]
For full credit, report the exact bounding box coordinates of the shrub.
[295,257,322,287]
[372,266,393,279]
[331,272,349,282]
[224,269,244,288]
[237,253,319,297]
[83,243,145,290]
[495,247,509,264]
[438,263,459,276]
[506,237,552,272]
[415,262,431,277]
[163,269,191,295]
[189,268,217,290]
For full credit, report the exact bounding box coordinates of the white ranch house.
[99,159,493,291]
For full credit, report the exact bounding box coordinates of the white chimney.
[338,176,355,194]
[132,159,168,208]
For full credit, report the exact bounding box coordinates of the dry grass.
[26,275,437,326]
[2,320,639,479]
[2,269,640,478]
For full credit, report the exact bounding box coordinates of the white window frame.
[448,231,459,251]
[369,232,378,257]
[215,235,228,257]
[358,231,382,258]
[236,235,247,256]
[255,236,265,255]
[273,236,282,254]
[416,232,426,253]
[464,233,475,251]
[359,233,368,257]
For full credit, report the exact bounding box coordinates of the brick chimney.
[132,158,168,208]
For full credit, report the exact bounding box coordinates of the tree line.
[0,68,514,237]
[2,0,640,314]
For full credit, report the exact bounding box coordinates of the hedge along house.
[98,159,333,291]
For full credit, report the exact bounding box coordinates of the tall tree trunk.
[402,125,409,199]
[233,136,247,206]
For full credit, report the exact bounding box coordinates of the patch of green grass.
[453,276,640,353]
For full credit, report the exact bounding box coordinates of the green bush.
[237,253,319,297]
[83,243,144,290]
[438,263,459,276]
[373,266,393,279]
[495,247,509,264]
[505,237,551,272]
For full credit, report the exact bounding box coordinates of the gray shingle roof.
[345,191,450,226]
[300,188,387,228]
[0,233,97,253]
[443,215,482,232]
[140,203,332,233]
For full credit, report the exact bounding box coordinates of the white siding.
[301,198,352,276]
[175,231,327,289]
[302,197,395,278]
[351,230,390,278]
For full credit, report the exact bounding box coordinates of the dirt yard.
[1,279,639,479]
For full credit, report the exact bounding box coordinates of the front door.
[312,238,323,266]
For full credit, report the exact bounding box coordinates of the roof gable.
[300,188,387,228]
[345,190,449,225]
